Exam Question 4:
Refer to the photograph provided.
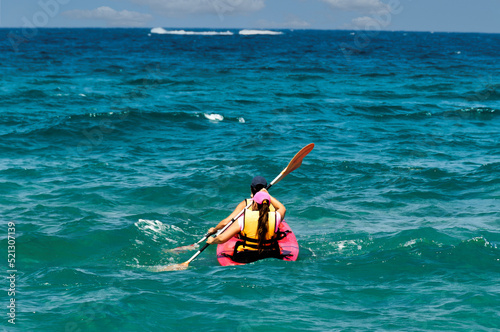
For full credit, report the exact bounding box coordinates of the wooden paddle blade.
[284,143,315,174]
[270,143,314,187]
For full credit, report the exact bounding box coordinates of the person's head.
[252,191,271,252]
[253,191,271,206]
[250,176,267,195]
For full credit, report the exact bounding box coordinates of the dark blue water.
[1,28,499,331]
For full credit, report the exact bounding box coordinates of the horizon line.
[0,26,499,34]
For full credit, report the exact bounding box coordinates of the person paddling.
[207,176,276,235]
[206,177,286,263]
[163,144,313,271]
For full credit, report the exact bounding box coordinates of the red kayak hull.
[216,221,299,266]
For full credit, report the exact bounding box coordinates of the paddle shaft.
[187,201,252,263]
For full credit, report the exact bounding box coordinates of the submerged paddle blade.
[164,244,199,253]
[160,243,209,271]
[269,143,314,187]
[157,261,190,272]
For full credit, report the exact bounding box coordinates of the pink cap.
[253,191,271,204]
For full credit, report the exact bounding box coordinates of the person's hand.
[259,188,272,199]
[208,227,216,235]
[206,237,215,245]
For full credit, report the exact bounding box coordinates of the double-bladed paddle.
[159,143,314,271]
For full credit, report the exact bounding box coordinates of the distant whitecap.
[239,29,283,35]
[151,27,168,34]
[150,28,233,36]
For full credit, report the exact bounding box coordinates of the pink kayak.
[216,221,299,266]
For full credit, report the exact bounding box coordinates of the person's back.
[206,180,286,264]
[206,176,282,235]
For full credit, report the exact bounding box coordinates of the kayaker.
[206,185,286,263]
[206,176,277,235]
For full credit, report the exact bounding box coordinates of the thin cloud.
[257,15,311,29]
[322,0,390,14]
[323,0,401,30]
[350,16,380,29]
[132,0,265,17]
[63,6,153,27]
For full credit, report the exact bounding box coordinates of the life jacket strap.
[238,233,277,245]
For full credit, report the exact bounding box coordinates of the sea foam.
[204,113,224,122]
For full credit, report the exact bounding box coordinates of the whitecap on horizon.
[150,28,233,36]
[239,29,283,35]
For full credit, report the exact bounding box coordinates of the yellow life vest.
[237,208,277,252]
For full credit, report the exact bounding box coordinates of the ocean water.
[1,28,499,331]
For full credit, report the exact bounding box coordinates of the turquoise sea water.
[1,28,499,331]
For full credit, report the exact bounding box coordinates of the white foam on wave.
[239,29,283,35]
[136,219,165,234]
[204,113,224,122]
[330,240,362,252]
[135,219,184,243]
[150,27,233,36]
[403,239,418,247]
[469,236,492,247]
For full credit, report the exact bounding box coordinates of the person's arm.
[260,189,286,219]
[207,220,240,245]
[207,200,247,234]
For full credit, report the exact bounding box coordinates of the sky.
[1,0,499,33]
